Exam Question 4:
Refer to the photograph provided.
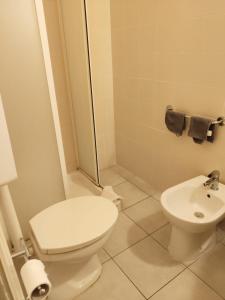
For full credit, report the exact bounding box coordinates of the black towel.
[165,110,186,136]
[188,117,214,144]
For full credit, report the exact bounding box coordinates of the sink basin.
[161,175,225,262]
[161,176,225,230]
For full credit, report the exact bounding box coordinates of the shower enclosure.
[38,0,225,194]
[38,0,117,191]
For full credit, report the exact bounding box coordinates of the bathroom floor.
[74,166,225,300]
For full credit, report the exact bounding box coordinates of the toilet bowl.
[161,176,225,264]
[29,196,118,300]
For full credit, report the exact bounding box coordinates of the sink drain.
[194,211,205,218]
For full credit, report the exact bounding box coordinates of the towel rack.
[166,105,225,126]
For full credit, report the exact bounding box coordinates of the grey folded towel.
[165,110,186,136]
[188,116,214,144]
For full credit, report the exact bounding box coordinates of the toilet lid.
[29,196,118,254]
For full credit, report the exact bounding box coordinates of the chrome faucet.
[203,170,220,191]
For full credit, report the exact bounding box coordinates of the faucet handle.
[207,170,220,178]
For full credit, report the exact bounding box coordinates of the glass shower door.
[59,0,99,184]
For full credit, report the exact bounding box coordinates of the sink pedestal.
[169,225,216,264]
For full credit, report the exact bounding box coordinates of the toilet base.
[46,254,102,300]
[168,225,216,264]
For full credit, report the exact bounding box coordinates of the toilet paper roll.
[20,259,51,300]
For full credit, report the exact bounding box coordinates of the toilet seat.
[29,196,118,255]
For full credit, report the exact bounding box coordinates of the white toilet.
[161,176,225,264]
[29,196,118,300]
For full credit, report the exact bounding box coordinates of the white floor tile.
[98,249,110,264]
[152,190,162,201]
[150,269,223,300]
[75,260,145,300]
[100,167,126,186]
[216,228,225,243]
[152,224,171,249]
[114,182,148,209]
[114,236,185,298]
[124,197,168,234]
[104,213,147,257]
[218,218,225,232]
[190,243,225,298]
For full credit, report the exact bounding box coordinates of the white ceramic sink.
[161,175,225,232]
[161,175,225,262]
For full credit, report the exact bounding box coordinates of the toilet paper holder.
[11,238,31,261]
[20,259,51,300]
[11,238,51,299]
[30,284,50,299]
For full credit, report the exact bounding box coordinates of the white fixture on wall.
[0,94,23,252]
[0,94,25,299]
[0,94,52,299]
[161,175,225,264]
[0,95,17,185]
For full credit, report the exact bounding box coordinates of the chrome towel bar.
[166,105,225,126]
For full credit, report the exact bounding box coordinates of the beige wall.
[0,0,65,236]
[43,0,77,173]
[86,0,116,170]
[111,0,225,191]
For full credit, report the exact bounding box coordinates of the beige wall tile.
[111,0,225,191]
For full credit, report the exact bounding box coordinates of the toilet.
[161,176,225,264]
[29,196,118,300]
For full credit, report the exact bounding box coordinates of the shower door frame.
[35,0,101,193]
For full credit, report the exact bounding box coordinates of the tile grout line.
[148,222,170,236]
[108,167,160,197]
[102,170,225,299]
[150,223,169,240]
[124,208,169,238]
[107,173,189,298]
[183,239,225,268]
[122,195,151,211]
[104,234,150,260]
[104,204,170,259]
[112,257,148,300]
[111,179,129,188]
[150,232,225,299]
[113,168,162,197]
[122,211,150,236]
[101,256,112,265]
[150,230,225,268]
[105,223,172,263]
[147,267,188,299]
[150,233,169,250]
[187,267,225,300]
[147,234,187,269]
[108,236,187,299]
[104,166,163,200]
